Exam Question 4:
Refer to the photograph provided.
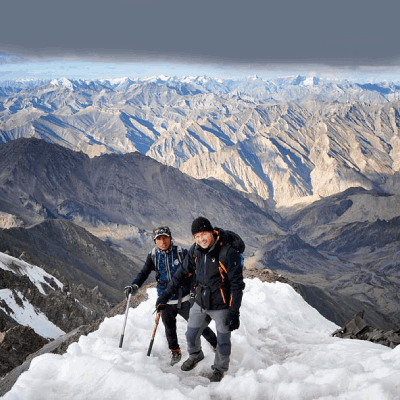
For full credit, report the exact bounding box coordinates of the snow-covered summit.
[3,279,399,399]
[2,74,398,97]
[50,77,74,90]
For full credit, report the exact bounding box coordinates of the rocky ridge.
[0,138,280,255]
[0,218,142,306]
[0,250,115,378]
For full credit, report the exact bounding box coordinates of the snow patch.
[0,251,63,294]
[0,289,65,339]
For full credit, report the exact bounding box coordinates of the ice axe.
[119,292,132,348]
[147,311,162,356]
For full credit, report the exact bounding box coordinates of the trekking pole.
[147,311,162,356]
[119,292,132,348]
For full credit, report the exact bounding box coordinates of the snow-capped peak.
[303,75,320,86]
[50,77,74,89]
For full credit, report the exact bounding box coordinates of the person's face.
[155,235,171,251]
[193,231,215,249]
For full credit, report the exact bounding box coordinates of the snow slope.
[0,252,65,339]
[3,279,400,399]
[0,252,63,295]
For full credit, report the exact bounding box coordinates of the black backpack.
[216,229,245,272]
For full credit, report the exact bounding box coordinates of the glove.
[226,310,240,331]
[124,284,139,298]
[155,294,168,312]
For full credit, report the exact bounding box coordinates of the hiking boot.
[209,369,224,382]
[180,354,204,371]
[170,349,182,366]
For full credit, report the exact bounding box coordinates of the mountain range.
[0,137,279,306]
[1,75,400,210]
[1,75,400,379]
[0,137,399,330]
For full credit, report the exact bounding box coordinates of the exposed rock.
[0,213,24,230]
[0,326,49,376]
[18,251,33,264]
[332,310,400,349]
[0,218,142,306]
[0,308,18,332]
[0,263,110,334]
[243,267,299,290]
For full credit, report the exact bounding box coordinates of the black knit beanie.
[191,217,213,236]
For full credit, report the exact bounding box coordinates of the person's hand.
[155,294,168,312]
[226,310,240,331]
[124,284,139,298]
[156,303,166,312]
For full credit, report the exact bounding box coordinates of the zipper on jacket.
[165,251,171,281]
[202,254,207,284]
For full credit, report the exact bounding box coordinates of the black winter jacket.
[159,229,245,312]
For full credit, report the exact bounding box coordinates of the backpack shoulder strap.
[151,247,162,283]
[151,247,157,268]
[218,242,244,274]
[218,245,229,273]
[176,245,184,264]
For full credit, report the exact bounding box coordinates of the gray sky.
[2,0,400,67]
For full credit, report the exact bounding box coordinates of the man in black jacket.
[156,217,245,382]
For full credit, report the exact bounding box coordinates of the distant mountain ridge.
[0,138,279,252]
[1,75,400,209]
[2,74,400,99]
[0,218,140,305]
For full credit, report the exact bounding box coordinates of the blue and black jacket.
[132,244,191,303]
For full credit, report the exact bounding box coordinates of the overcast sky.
[1,0,400,80]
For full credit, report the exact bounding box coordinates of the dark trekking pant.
[185,302,231,372]
[161,301,217,351]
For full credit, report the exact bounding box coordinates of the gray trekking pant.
[186,302,231,372]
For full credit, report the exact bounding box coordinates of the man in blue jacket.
[156,217,245,382]
[124,226,217,366]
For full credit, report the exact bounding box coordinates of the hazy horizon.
[2,55,400,84]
